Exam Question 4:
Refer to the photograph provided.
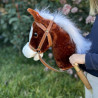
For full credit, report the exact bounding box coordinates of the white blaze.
[29,26,33,41]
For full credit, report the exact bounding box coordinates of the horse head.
[22,8,91,70]
[22,8,54,61]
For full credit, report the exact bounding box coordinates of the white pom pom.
[34,53,43,61]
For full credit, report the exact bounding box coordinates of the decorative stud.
[45,30,49,33]
[38,46,40,49]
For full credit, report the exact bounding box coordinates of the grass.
[0,46,84,98]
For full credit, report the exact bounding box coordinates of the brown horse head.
[22,8,91,70]
[28,8,54,53]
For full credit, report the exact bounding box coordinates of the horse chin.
[22,42,43,60]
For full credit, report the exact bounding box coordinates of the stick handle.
[74,63,92,90]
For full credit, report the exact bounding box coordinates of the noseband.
[29,20,62,72]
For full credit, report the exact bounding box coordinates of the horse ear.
[27,8,44,23]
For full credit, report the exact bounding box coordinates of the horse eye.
[33,32,38,38]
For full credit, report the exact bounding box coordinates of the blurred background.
[0,0,95,98]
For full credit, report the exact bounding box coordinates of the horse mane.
[35,8,91,54]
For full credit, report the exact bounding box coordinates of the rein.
[29,20,62,72]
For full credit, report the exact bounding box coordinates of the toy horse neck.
[33,21,76,70]
[50,23,76,70]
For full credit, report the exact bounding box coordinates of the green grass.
[0,47,84,98]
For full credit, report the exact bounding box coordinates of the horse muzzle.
[22,42,43,61]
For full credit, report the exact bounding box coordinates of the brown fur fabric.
[29,8,76,70]
[51,23,76,70]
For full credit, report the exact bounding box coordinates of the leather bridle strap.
[47,33,52,47]
[35,22,46,31]
[35,21,53,51]
[38,53,62,72]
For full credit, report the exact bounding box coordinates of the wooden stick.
[74,63,92,93]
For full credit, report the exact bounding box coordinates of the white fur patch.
[34,53,43,61]
[35,8,91,54]
[22,42,37,58]
[22,42,43,60]
[29,26,33,41]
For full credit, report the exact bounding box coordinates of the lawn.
[0,47,84,98]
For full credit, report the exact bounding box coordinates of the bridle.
[29,20,53,53]
[29,20,63,72]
